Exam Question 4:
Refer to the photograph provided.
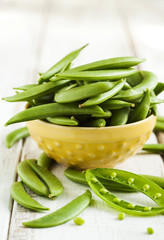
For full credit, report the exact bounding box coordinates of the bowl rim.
[30,114,156,130]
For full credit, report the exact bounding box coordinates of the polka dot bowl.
[27,115,156,169]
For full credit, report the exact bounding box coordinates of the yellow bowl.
[27,115,156,169]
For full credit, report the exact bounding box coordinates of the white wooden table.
[1,0,164,239]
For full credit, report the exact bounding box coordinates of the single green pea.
[127,203,135,209]
[143,184,150,191]
[118,213,126,220]
[144,207,152,211]
[154,193,162,199]
[147,227,154,234]
[128,178,134,185]
[91,177,98,183]
[111,172,117,179]
[113,197,122,204]
[99,188,108,194]
[73,217,85,225]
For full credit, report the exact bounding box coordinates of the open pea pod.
[86,168,164,216]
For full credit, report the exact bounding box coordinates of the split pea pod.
[23,190,92,228]
[63,57,145,71]
[86,169,164,216]
[55,81,118,103]
[28,160,64,198]
[56,68,137,81]
[113,71,157,101]
[110,107,130,126]
[64,168,164,192]
[47,116,79,126]
[5,103,105,126]
[5,127,29,148]
[142,144,164,153]
[37,152,53,169]
[10,182,49,211]
[3,80,70,102]
[101,99,135,110]
[80,79,125,107]
[128,89,150,123]
[17,160,49,196]
[38,44,88,83]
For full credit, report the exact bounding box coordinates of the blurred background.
[1,0,164,129]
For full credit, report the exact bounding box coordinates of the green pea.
[73,217,85,225]
[147,227,154,234]
[23,190,92,228]
[5,127,29,148]
[118,212,125,220]
[10,182,49,211]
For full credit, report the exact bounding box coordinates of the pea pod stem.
[10,182,49,211]
[5,127,29,148]
[28,160,64,198]
[23,190,92,228]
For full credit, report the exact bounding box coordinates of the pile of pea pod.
[3,44,164,127]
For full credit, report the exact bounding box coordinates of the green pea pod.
[126,71,143,87]
[86,169,164,216]
[128,89,150,123]
[17,160,49,196]
[154,82,164,96]
[113,71,157,101]
[80,79,125,107]
[47,116,79,126]
[86,118,106,127]
[33,94,54,105]
[101,99,134,110]
[110,107,130,126]
[150,90,158,116]
[5,127,29,148]
[13,84,38,91]
[39,44,88,83]
[157,116,164,122]
[5,103,105,126]
[122,82,132,90]
[55,81,118,103]
[154,121,164,131]
[10,182,49,211]
[56,68,137,81]
[92,110,112,118]
[28,160,64,198]
[23,190,92,228]
[150,96,164,105]
[65,57,145,71]
[3,80,70,102]
[37,152,53,169]
[64,168,164,192]
[142,144,164,153]
[64,168,135,192]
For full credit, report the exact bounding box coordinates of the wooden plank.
[0,1,49,239]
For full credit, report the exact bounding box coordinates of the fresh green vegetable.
[5,127,29,148]
[73,217,85,225]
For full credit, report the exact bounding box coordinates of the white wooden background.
[1,0,164,239]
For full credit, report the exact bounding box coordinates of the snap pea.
[150,91,158,116]
[33,93,54,105]
[38,44,88,83]
[13,84,38,91]
[64,168,164,192]
[5,127,29,148]
[91,110,112,118]
[28,160,64,198]
[56,68,137,81]
[10,182,49,211]
[85,118,106,127]
[55,81,118,103]
[80,79,125,107]
[37,152,53,169]
[126,71,143,87]
[154,121,164,131]
[154,82,164,96]
[110,107,130,126]
[142,144,164,153]
[66,57,144,71]
[23,190,92,228]
[157,116,164,122]
[47,116,79,126]
[3,80,70,102]
[86,169,164,216]
[150,96,164,105]
[56,83,77,93]
[113,71,157,101]
[17,160,49,196]
[122,82,131,90]
[5,103,105,126]
[101,99,134,110]
[128,89,150,123]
